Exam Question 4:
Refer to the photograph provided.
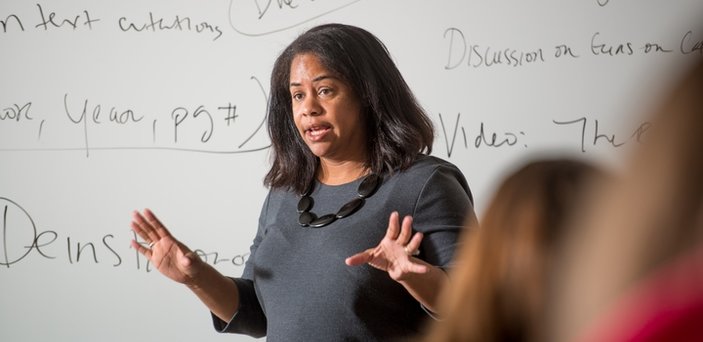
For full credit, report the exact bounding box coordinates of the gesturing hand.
[130,209,201,285]
[345,211,428,282]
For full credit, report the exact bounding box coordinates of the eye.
[318,87,333,96]
[291,92,303,101]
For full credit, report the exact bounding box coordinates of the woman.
[423,158,605,342]
[130,23,475,341]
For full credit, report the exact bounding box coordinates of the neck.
[317,159,369,185]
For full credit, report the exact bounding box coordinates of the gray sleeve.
[210,192,272,337]
[211,278,267,337]
[410,163,475,319]
[411,164,476,268]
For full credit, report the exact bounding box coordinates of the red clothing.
[578,245,703,342]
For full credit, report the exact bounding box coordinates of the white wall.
[1,1,702,341]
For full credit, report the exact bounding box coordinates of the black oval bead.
[301,180,315,196]
[336,198,364,218]
[297,196,313,213]
[309,214,336,228]
[298,211,316,226]
[358,174,381,198]
[296,173,381,228]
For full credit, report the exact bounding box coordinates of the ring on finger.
[147,242,155,248]
[404,246,420,256]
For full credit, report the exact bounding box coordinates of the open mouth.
[305,124,331,141]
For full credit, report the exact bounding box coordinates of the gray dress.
[212,155,475,341]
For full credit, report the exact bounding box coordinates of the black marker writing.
[193,106,214,143]
[553,116,650,152]
[1,197,40,268]
[1,13,24,32]
[1,102,33,122]
[254,0,299,19]
[444,27,545,70]
[171,105,214,143]
[228,0,360,37]
[35,3,99,31]
[34,230,58,260]
[103,234,122,267]
[1,197,246,270]
[680,30,703,55]
[219,103,238,126]
[132,232,250,272]
[439,112,461,158]
[642,42,673,54]
[194,249,250,267]
[237,76,269,149]
[1,102,43,144]
[591,32,634,56]
[0,197,124,267]
[439,113,527,158]
[3,88,272,154]
[63,93,92,157]
[118,12,222,41]
[63,93,145,157]
[38,119,45,140]
[474,122,522,149]
[554,44,580,58]
[66,237,99,264]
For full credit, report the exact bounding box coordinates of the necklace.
[297,173,381,228]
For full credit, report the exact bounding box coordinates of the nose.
[298,94,322,117]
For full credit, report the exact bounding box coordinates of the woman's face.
[289,53,367,164]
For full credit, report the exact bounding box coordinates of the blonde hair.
[424,158,605,342]
[549,58,703,342]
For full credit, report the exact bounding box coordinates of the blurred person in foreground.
[548,58,703,342]
[422,157,607,342]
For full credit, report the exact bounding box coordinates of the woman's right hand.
[130,209,201,285]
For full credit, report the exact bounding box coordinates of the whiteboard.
[1,1,702,341]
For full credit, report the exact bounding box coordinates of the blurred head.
[425,158,605,342]
[549,58,703,342]
[264,23,435,193]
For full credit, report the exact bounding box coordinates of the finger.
[130,239,153,259]
[404,232,424,254]
[130,218,153,245]
[406,262,429,274]
[143,208,172,239]
[345,249,374,266]
[396,215,414,245]
[132,210,160,244]
[384,211,401,240]
[368,258,389,271]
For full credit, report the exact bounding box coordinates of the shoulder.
[400,155,468,188]
[259,187,296,219]
[389,154,473,204]
[406,154,463,174]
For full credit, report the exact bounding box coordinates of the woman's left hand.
[345,211,428,281]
